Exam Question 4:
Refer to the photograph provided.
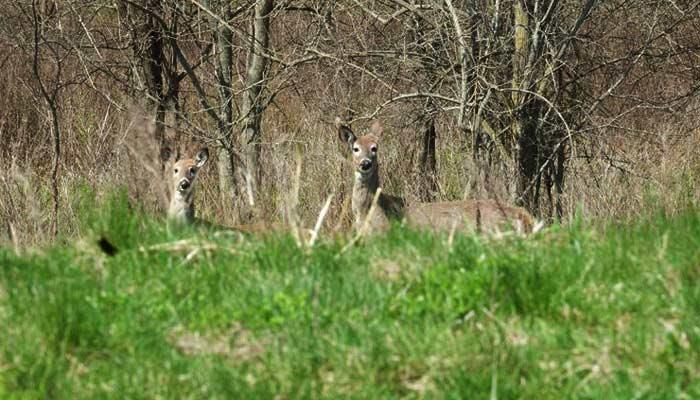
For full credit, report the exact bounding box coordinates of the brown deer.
[162,147,209,224]
[160,146,277,234]
[336,118,534,235]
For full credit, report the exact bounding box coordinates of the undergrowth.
[1,193,699,399]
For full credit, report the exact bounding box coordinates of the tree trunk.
[31,0,61,237]
[512,0,540,214]
[515,106,540,214]
[162,5,181,157]
[418,112,438,201]
[553,136,566,221]
[119,0,167,161]
[239,0,273,220]
[412,9,441,202]
[202,0,239,221]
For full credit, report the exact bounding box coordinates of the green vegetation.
[1,193,699,399]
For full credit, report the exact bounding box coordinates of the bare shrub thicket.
[1,0,699,245]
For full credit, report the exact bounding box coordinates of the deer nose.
[179,179,191,191]
[359,159,372,171]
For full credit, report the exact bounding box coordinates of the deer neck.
[168,190,195,224]
[352,167,382,225]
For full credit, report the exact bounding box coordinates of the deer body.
[350,159,405,232]
[164,147,209,224]
[405,200,533,235]
[336,118,533,235]
[337,119,404,233]
[162,147,278,235]
[169,189,196,223]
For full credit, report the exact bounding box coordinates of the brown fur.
[336,118,534,235]
[163,147,209,224]
[405,200,534,234]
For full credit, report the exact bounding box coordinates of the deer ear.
[195,147,209,167]
[160,146,173,163]
[369,121,383,137]
[335,117,356,145]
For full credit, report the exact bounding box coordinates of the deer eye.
[353,146,360,153]
[370,145,377,153]
[174,168,179,174]
[189,167,196,175]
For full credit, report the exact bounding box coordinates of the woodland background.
[2,0,700,244]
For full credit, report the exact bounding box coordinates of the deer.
[160,146,276,234]
[336,118,535,235]
[161,146,210,225]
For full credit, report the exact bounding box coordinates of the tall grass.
[4,98,700,248]
[1,195,699,398]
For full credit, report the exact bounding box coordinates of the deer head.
[162,147,209,223]
[336,117,384,183]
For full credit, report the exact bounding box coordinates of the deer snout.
[359,159,373,172]
[178,179,191,192]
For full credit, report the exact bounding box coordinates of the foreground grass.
[1,195,699,399]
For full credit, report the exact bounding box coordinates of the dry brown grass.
[2,95,700,247]
[1,1,699,246]
[167,322,269,363]
[564,109,700,222]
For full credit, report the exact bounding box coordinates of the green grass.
[1,192,699,399]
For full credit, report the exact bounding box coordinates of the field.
[2,1,700,398]
[1,192,699,399]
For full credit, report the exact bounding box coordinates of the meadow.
[1,192,699,399]
[2,1,699,398]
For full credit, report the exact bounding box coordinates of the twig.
[444,0,469,128]
[8,222,19,256]
[287,143,304,246]
[139,238,237,255]
[308,194,334,248]
[356,92,462,123]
